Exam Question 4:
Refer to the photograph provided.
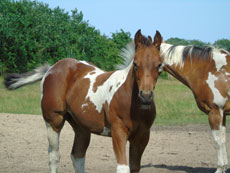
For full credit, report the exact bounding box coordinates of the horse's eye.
[133,62,137,70]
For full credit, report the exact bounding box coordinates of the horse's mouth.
[140,103,152,110]
[140,99,152,105]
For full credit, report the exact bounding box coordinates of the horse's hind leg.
[44,113,65,173]
[66,116,91,173]
[209,109,228,173]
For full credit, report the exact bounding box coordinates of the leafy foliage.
[165,37,210,48]
[0,0,229,76]
[166,37,230,52]
[214,39,230,52]
[0,0,131,73]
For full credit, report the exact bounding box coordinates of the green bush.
[0,0,131,73]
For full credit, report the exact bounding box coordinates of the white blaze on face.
[82,60,133,113]
[206,72,227,108]
[212,51,227,71]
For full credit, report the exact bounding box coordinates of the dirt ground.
[1,113,230,173]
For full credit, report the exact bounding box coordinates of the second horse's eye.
[158,63,162,69]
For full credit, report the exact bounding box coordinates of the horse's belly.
[68,101,106,133]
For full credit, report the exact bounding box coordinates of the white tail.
[4,64,50,90]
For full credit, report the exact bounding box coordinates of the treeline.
[0,0,230,74]
[0,0,131,73]
[166,38,230,51]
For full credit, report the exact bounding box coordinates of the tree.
[0,0,132,73]
[166,37,209,48]
[214,39,230,52]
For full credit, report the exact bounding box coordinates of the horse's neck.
[122,67,135,92]
[119,67,139,101]
[163,58,208,89]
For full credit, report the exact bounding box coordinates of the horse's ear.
[153,30,162,50]
[134,29,144,49]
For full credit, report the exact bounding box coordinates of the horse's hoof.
[215,167,227,173]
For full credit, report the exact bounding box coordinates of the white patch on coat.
[206,72,227,108]
[212,50,227,71]
[100,127,111,136]
[117,164,130,173]
[81,103,88,109]
[225,72,230,76]
[83,61,133,113]
[45,122,60,173]
[211,125,228,170]
[71,155,85,173]
[160,43,185,68]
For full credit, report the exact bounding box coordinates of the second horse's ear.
[134,29,144,49]
[153,30,162,50]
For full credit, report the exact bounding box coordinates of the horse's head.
[133,29,163,105]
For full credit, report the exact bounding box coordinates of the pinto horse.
[150,42,230,173]
[4,30,163,173]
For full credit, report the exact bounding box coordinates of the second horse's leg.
[209,109,228,173]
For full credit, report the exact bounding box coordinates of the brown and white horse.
[154,42,230,173]
[4,30,163,173]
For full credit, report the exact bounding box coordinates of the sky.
[38,0,230,43]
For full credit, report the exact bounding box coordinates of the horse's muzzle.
[138,91,153,105]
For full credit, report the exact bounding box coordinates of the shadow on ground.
[141,163,230,173]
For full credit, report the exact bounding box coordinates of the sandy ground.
[1,113,230,173]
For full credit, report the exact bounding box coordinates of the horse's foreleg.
[67,117,91,173]
[209,109,228,173]
[111,122,130,173]
[129,129,150,173]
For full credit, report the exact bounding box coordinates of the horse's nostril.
[150,91,153,97]
[139,91,153,105]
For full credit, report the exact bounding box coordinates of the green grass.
[0,76,208,125]
[0,77,42,115]
[154,78,207,125]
